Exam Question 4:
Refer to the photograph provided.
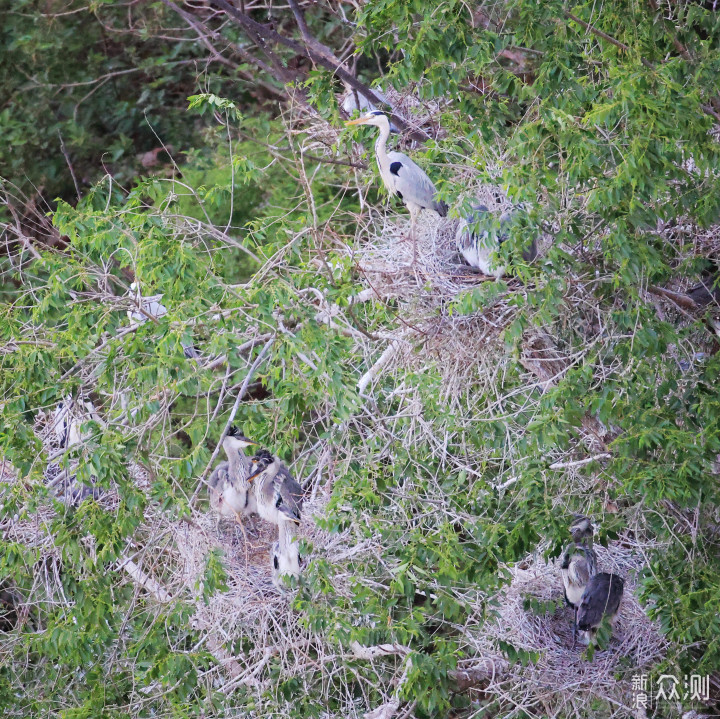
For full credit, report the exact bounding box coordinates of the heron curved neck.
[222,438,251,474]
[373,117,392,168]
[278,521,297,549]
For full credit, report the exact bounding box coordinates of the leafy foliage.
[2,1,720,718]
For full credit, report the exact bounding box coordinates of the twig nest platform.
[463,538,668,715]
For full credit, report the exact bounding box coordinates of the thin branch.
[58,131,82,201]
[119,557,172,602]
[209,0,429,141]
[197,336,275,486]
[548,453,612,470]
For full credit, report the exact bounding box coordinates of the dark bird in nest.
[577,572,624,646]
[560,515,597,647]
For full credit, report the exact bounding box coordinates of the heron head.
[345,110,387,128]
[223,426,258,451]
[569,514,594,543]
[246,449,275,482]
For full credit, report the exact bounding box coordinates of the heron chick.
[207,427,258,526]
[345,111,447,265]
[577,573,624,646]
[560,515,597,646]
[246,449,303,526]
[455,203,537,278]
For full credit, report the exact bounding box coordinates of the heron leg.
[233,511,251,567]
[572,607,578,648]
[411,213,418,266]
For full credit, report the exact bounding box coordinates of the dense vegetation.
[1,1,720,717]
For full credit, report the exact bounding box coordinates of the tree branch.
[196,336,275,486]
[209,0,429,141]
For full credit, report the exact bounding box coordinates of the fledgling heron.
[207,426,258,527]
[270,521,301,591]
[455,203,537,278]
[49,396,104,505]
[345,110,447,265]
[246,449,303,527]
[126,282,199,359]
[560,515,597,646]
[342,83,388,116]
[577,572,624,645]
[207,466,237,521]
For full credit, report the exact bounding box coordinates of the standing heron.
[49,396,104,504]
[247,448,304,585]
[207,426,258,526]
[246,449,303,527]
[345,111,448,265]
[455,203,537,278]
[560,515,597,647]
[577,573,624,646]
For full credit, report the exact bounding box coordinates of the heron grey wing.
[275,467,303,521]
[387,151,438,210]
[208,461,230,490]
[577,574,623,629]
[571,556,592,588]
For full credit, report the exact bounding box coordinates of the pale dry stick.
[363,653,413,719]
[357,330,414,395]
[548,453,612,470]
[118,558,172,603]
[191,336,275,505]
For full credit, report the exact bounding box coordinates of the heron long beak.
[246,467,262,483]
[345,117,369,126]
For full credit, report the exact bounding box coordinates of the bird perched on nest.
[207,426,258,525]
[246,449,303,526]
[247,448,304,588]
[345,110,447,265]
[49,396,105,505]
[577,572,624,646]
[455,203,538,278]
[560,515,597,647]
[342,82,391,118]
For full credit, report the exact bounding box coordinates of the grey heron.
[342,83,388,116]
[560,515,597,647]
[577,572,624,646]
[271,521,301,590]
[207,466,237,521]
[207,426,258,525]
[126,282,199,359]
[455,203,538,278]
[345,110,448,265]
[49,396,104,504]
[246,448,303,527]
